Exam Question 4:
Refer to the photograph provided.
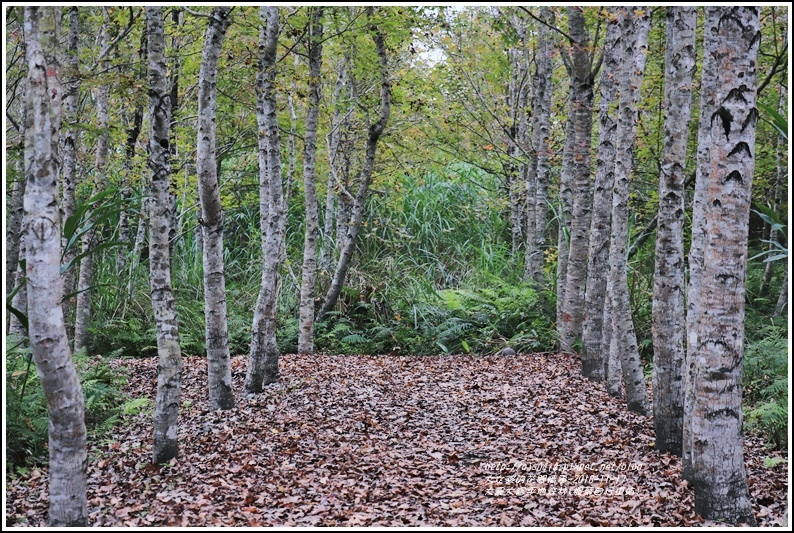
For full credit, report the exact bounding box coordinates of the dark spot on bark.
[728,142,752,158]
[726,86,749,104]
[723,171,743,184]
[711,107,733,140]
[159,138,169,149]
[742,107,758,132]
[712,199,722,208]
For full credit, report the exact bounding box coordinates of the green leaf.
[758,102,788,140]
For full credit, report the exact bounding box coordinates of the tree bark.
[197,6,234,411]
[74,15,110,353]
[298,7,325,354]
[319,60,347,273]
[23,7,87,526]
[523,7,553,289]
[246,6,285,394]
[316,17,392,322]
[555,106,575,340]
[147,6,182,463]
[59,6,79,331]
[689,7,759,524]
[559,6,598,353]
[683,7,720,483]
[582,9,620,380]
[651,6,696,456]
[605,6,650,416]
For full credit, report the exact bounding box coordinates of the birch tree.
[316,11,392,321]
[23,6,87,525]
[60,6,80,328]
[581,8,620,380]
[683,7,720,483]
[523,7,553,288]
[246,6,286,393]
[74,14,110,352]
[197,6,234,410]
[147,6,182,463]
[297,7,325,354]
[651,6,696,456]
[558,6,600,353]
[689,7,759,524]
[604,6,650,415]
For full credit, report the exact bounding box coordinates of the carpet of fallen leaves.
[6,352,789,527]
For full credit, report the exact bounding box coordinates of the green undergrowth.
[5,336,144,472]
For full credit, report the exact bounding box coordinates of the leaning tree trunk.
[651,6,696,456]
[73,17,110,353]
[197,6,234,411]
[689,7,759,525]
[582,9,620,380]
[316,22,392,322]
[559,6,597,353]
[604,6,650,416]
[23,6,87,526]
[683,6,720,484]
[524,6,553,289]
[146,6,182,464]
[298,7,324,355]
[246,6,285,394]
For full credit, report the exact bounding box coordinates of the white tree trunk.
[582,9,620,380]
[197,7,234,411]
[147,6,182,463]
[59,6,80,333]
[24,6,87,526]
[524,7,553,288]
[246,6,285,393]
[74,15,110,353]
[298,7,324,354]
[555,108,575,340]
[559,6,597,353]
[605,6,650,415]
[651,6,696,456]
[316,19,392,322]
[683,7,720,483]
[689,7,759,524]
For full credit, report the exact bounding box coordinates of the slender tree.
[297,7,325,355]
[147,6,182,463]
[74,13,110,353]
[558,6,600,353]
[604,6,650,415]
[60,6,80,329]
[689,7,759,524]
[683,7,720,483]
[197,6,234,410]
[582,7,621,380]
[651,6,696,455]
[316,10,392,321]
[23,6,87,525]
[246,6,286,393]
[523,6,554,289]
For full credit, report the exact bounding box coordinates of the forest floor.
[5,352,789,527]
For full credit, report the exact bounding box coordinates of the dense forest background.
[4,5,790,527]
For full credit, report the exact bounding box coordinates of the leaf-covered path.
[6,352,788,527]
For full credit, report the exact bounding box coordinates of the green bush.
[743,323,788,450]
[5,337,131,471]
